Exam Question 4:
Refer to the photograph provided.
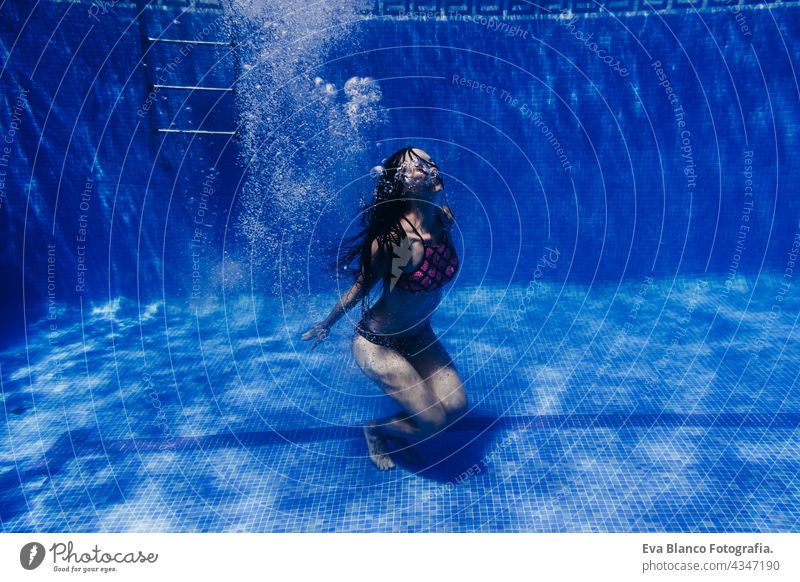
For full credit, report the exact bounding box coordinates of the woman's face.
[397,148,443,194]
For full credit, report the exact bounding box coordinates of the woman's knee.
[444,387,468,419]
[414,403,449,435]
[432,376,467,419]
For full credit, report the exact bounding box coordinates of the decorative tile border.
[38,0,800,17]
[361,0,797,16]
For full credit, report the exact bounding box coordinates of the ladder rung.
[154,84,232,92]
[158,129,236,135]
[148,37,231,46]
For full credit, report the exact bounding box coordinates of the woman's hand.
[301,322,331,350]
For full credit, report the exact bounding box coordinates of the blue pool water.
[2,0,800,532]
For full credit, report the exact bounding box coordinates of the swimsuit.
[354,209,459,357]
[393,213,459,293]
[355,314,437,359]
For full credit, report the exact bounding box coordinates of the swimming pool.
[1,0,799,532]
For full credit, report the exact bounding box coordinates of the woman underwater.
[301,147,467,470]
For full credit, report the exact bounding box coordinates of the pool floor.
[1,273,798,532]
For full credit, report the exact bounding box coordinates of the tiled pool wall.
[1,0,797,336]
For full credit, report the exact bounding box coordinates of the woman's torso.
[361,207,459,335]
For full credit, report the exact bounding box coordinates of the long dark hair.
[331,146,454,314]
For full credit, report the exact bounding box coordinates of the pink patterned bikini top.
[394,213,459,293]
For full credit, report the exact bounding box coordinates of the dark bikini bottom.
[355,316,437,359]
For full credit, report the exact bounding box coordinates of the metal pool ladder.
[135,2,237,136]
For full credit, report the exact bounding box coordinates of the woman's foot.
[389,437,426,464]
[363,423,395,470]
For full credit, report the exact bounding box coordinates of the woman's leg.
[369,411,426,464]
[406,335,468,422]
[352,333,449,469]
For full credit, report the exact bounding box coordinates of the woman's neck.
[406,204,439,233]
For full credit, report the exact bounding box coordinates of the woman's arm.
[321,272,368,328]
[320,237,387,328]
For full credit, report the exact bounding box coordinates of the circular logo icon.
[20,542,46,570]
